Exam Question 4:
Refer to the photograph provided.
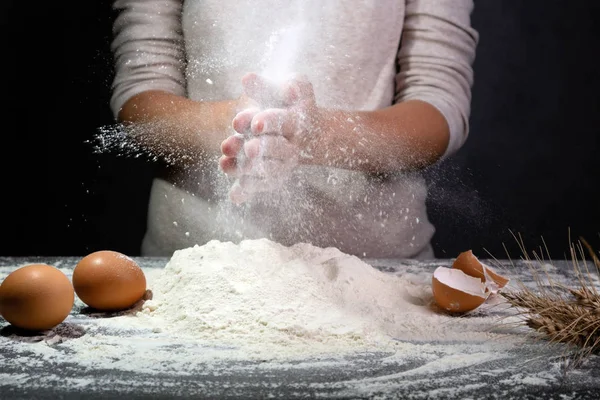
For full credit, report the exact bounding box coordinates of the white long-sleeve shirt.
[110,0,478,258]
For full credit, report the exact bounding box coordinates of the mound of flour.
[134,239,430,357]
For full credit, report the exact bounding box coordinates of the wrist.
[297,106,327,165]
[299,107,361,167]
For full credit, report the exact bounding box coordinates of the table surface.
[1,256,600,400]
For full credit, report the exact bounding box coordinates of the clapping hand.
[219,73,320,204]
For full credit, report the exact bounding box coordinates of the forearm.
[305,100,450,173]
[117,90,239,166]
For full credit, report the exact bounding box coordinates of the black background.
[2,1,599,259]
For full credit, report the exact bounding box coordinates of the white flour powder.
[130,238,514,360]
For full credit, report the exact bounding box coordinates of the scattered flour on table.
[3,239,587,396]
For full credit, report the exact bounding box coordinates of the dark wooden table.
[1,256,599,399]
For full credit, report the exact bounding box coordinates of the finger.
[243,137,262,159]
[241,157,296,182]
[220,149,254,177]
[220,134,244,157]
[237,94,259,111]
[251,109,299,140]
[238,154,254,174]
[281,74,315,105]
[232,108,260,134]
[219,155,239,176]
[242,72,283,107]
[238,173,284,194]
[220,156,254,177]
[256,158,296,180]
[229,180,252,205]
[245,135,296,160]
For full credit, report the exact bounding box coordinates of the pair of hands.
[219,73,320,204]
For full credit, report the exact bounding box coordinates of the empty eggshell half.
[432,266,489,313]
[452,250,510,293]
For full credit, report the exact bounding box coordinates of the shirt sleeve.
[110,0,187,120]
[395,0,478,159]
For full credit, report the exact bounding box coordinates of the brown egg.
[0,264,74,331]
[432,266,489,313]
[452,250,510,291]
[73,250,146,311]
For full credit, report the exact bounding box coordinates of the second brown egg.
[73,250,146,311]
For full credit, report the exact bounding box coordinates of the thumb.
[241,73,284,107]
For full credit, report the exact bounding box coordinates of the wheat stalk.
[499,233,600,366]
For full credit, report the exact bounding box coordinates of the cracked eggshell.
[452,250,509,293]
[432,266,489,313]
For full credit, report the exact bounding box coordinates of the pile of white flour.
[132,238,509,360]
